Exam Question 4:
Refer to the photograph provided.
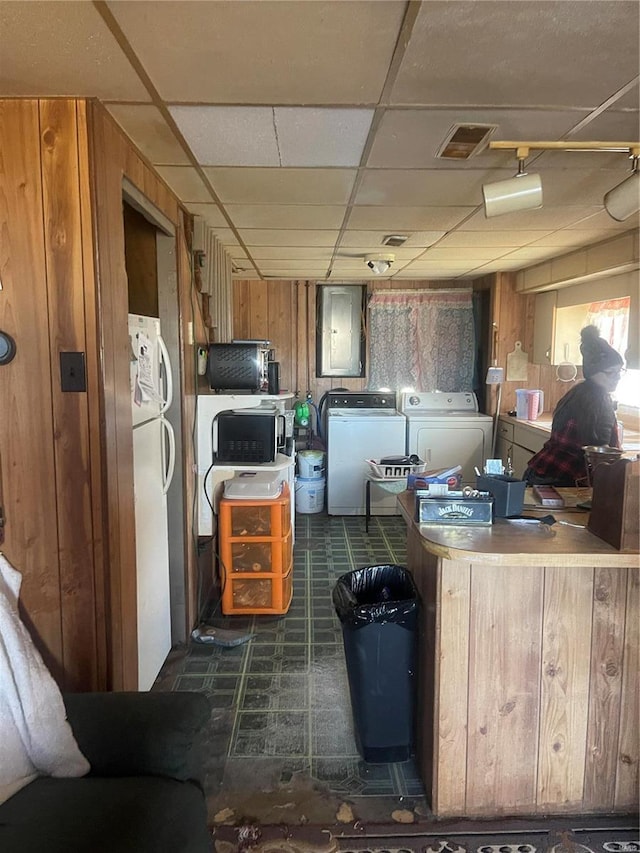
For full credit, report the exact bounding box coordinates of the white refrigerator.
[128,313,176,690]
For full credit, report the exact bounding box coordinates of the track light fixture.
[365,253,395,275]
[483,140,640,221]
[604,155,640,221]
[482,150,542,218]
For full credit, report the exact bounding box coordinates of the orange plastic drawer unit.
[218,481,293,615]
[219,482,290,538]
[221,561,293,615]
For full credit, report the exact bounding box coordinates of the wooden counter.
[398,490,639,818]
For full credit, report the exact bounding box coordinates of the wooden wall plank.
[248,281,268,340]
[76,100,108,690]
[89,103,135,690]
[583,566,627,809]
[267,282,295,395]
[0,99,63,681]
[615,567,639,808]
[538,566,594,809]
[466,564,542,813]
[39,99,98,691]
[434,558,470,815]
[406,525,437,808]
[177,219,200,631]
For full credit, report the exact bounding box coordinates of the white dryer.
[399,392,492,485]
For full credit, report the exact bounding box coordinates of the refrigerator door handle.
[161,416,176,495]
[157,333,173,415]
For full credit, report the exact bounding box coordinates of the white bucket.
[295,476,325,514]
[297,450,325,480]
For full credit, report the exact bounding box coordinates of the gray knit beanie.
[580,325,623,379]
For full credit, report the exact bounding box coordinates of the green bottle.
[294,400,310,427]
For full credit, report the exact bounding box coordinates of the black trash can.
[332,564,419,763]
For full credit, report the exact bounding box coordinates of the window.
[554,296,636,407]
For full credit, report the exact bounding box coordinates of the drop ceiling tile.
[566,210,640,231]
[106,105,190,165]
[500,247,566,261]
[366,110,589,169]
[408,259,484,269]
[356,169,501,207]
[258,260,330,271]
[227,205,345,229]
[459,207,603,231]
[422,247,508,261]
[391,1,639,108]
[275,108,374,167]
[184,203,228,227]
[156,167,212,202]
[536,168,637,206]
[110,0,405,104]
[0,1,150,99]
[527,230,622,248]
[340,230,446,248]
[205,168,357,204]
[332,258,379,270]
[169,107,280,166]
[435,230,551,248]
[247,247,334,260]
[239,230,340,247]
[348,206,474,231]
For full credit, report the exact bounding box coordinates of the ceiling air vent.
[382,234,409,247]
[436,124,498,160]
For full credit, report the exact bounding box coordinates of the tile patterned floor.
[157,513,427,822]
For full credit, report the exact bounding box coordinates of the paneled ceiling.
[1,0,639,280]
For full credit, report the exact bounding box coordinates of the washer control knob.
[408,395,420,407]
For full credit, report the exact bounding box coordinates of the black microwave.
[213,409,284,464]
[206,343,269,391]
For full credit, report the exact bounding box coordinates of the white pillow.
[0,554,90,805]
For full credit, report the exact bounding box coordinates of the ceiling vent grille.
[436,124,498,160]
[382,234,409,247]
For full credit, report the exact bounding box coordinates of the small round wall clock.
[0,330,16,365]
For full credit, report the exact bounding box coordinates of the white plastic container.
[295,475,325,514]
[224,471,282,500]
[297,450,325,479]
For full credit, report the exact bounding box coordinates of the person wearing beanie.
[524,325,624,486]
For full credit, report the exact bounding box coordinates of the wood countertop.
[498,413,640,453]
[397,489,639,566]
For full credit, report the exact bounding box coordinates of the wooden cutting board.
[506,340,529,381]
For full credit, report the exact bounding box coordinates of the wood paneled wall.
[0,98,202,691]
[233,278,478,405]
[0,100,103,690]
[489,271,581,418]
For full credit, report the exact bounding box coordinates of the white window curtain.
[368,289,475,391]
[585,297,630,358]
[201,228,234,342]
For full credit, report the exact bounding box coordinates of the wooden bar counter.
[398,490,639,818]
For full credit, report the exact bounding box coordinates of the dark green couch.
[0,691,213,853]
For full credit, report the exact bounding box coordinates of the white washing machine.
[399,391,493,485]
[326,392,407,516]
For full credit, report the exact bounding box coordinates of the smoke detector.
[436,123,498,160]
[365,253,395,275]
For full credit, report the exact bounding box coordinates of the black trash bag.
[332,564,420,763]
[332,564,419,628]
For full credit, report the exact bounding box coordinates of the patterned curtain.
[368,289,475,391]
[585,297,630,357]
